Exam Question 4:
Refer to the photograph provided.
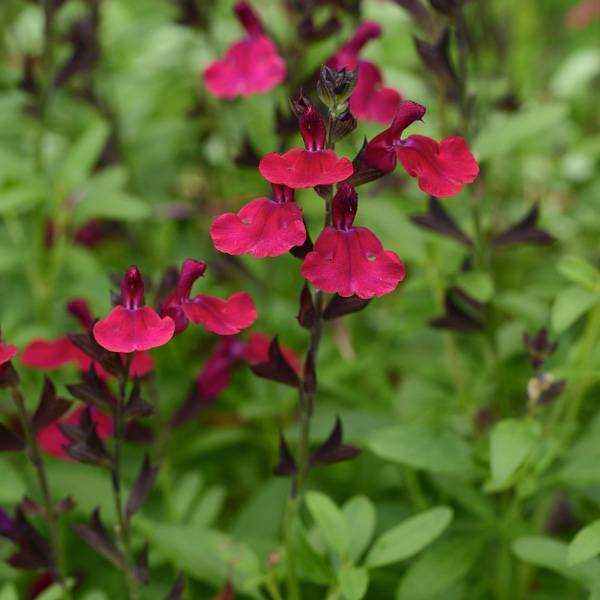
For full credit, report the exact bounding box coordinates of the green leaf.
[455,271,495,303]
[0,457,27,503]
[289,517,335,585]
[486,419,541,491]
[551,286,599,333]
[35,580,76,600]
[0,184,46,216]
[58,120,110,190]
[189,486,225,529]
[72,190,152,223]
[139,523,261,595]
[339,565,369,600]
[342,495,376,562]
[512,536,600,588]
[397,538,482,600]
[569,520,600,566]
[368,425,476,476]
[306,491,349,556]
[557,256,600,290]
[172,472,204,522]
[0,584,19,600]
[364,506,453,568]
[231,479,288,540]
[473,103,568,162]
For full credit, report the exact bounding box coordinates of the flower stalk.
[9,384,71,600]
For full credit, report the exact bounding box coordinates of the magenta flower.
[328,21,400,124]
[93,266,175,353]
[210,184,306,258]
[259,105,353,188]
[160,259,257,336]
[365,101,479,197]
[301,184,405,299]
[203,2,286,99]
[21,299,154,377]
[0,342,17,365]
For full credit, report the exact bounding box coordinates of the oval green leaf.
[364,506,453,568]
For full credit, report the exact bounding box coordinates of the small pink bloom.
[301,184,405,299]
[93,266,175,353]
[203,2,286,99]
[365,101,479,197]
[160,260,257,336]
[37,406,112,460]
[0,342,17,365]
[22,299,155,376]
[259,105,353,188]
[328,22,401,124]
[210,184,306,258]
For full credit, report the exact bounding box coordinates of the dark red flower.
[21,299,155,377]
[93,266,175,353]
[259,105,353,188]
[0,342,18,365]
[365,100,479,197]
[36,405,112,460]
[301,184,405,299]
[203,2,286,99]
[160,260,257,336]
[210,184,306,258]
[328,21,401,124]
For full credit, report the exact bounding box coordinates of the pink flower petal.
[20,337,79,369]
[183,292,257,335]
[93,306,175,352]
[203,36,286,99]
[395,134,479,197]
[301,227,405,299]
[259,148,353,188]
[350,61,400,124]
[0,342,17,365]
[210,198,306,258]
[364,128,397,173]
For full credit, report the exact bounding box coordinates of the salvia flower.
[365,100,479,197]
[301,184,406,298]
[93,266,175,353]
[259,105,353,188]
[327,21,401,124]
[210,184,306,258]
[21,299,154,377]
[160,259,257,336]
[203,2,286,99]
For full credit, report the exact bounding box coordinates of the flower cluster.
[210,88,479,299]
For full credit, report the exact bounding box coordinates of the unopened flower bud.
[316,64,358,114]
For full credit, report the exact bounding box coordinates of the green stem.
[283,496,300,600]
[10,386,71,600]
[111,354,139,600]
